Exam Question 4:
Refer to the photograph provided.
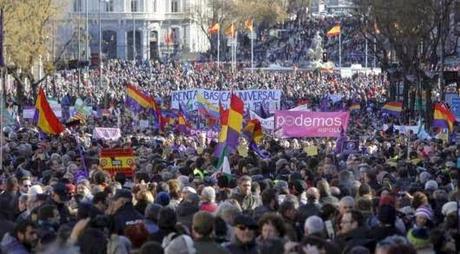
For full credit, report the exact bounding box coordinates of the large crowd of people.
[0,59,458,254]
[0,17,460,253]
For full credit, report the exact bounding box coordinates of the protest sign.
[171,89,282,113]
[249,104,310,130]
[275,111,350,138]
[23,107,36,119]
[93,127,121,141]
[99,148,134,176]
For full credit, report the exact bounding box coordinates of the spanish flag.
[327,25,341,37]
[35,88,64,135]
[382,101,402,117]
[208,23,220,34]
[224,23,236,38]
[433,103,456,132]
[245,18,253,32]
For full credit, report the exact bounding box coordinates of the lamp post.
[99,0,102,88]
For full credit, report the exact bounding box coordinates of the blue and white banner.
[171,89,282,113]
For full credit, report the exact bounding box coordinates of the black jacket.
[113,202,144,235]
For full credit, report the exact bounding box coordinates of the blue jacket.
[0,233,30,254]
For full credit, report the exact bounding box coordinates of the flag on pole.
[349,103,361,111]
[215,145,231,174]
[226,93,244,151]
[433,103,456,132]
[382,101,402,117]
[224,23,236,38]
[35,88,65,135]
[176,104,189,134]
[243,119,263,145]
[327,25,341,37]
[208,23,220,34]
[0,9,4,67]
[244,18,253,32]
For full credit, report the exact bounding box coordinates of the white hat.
[424,180,438,191]
[182,186,197,194]
[441,201,458,216]
[27,185,44,196]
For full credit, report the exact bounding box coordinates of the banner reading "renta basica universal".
[171,89,282,113]
[275,111,350,137]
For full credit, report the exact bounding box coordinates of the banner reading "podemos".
[275,111,350,137]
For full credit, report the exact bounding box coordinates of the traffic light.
[322,52,328,62]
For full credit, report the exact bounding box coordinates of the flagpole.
[365,37,368,69]
[217,29,220,67]
[1,9,4,172]
[373,37,377,68]
[251,29,254,72]
[339,29,342,69]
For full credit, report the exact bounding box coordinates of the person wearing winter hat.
[406,227,433,251]
[370,205,402,242]
[424,180,438,192]
[414,206,433,228]
[223,214,259,254]
[155,192,171,207]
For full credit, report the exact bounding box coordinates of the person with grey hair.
[199,186,217,213]
[298,187,321,225]
[304,215,325,237]
[339,196,355,216]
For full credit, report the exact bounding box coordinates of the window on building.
[131,0,138,12]
[73,0,82,12]
[171,0,179,12]
[153,0,157,12]
[106,0,114,12]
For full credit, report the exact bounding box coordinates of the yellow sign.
[304,146,318,156]
[238,145,249,157]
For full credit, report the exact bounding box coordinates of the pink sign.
[275,111,350,137]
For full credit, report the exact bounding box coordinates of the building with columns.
[61,0,211,61]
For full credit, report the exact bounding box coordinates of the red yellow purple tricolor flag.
[176,104,189,134]
[226,94,244,150]
[126,84,157,110]
[126,84,161,125]
[349,103,361,111]
[243,119,263,145]
[382,101,402,117]
[35,88,65,135]
[214,94,244,157]
[433,103,456,132]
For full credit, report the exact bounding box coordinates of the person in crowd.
[223,214,259,254]
[1,220,38,254]
[192,211,229,254]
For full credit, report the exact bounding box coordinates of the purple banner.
[275,111,350,138]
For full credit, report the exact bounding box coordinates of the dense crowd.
[0,59,459,254]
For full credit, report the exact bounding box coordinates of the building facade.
[61,0,211,61]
